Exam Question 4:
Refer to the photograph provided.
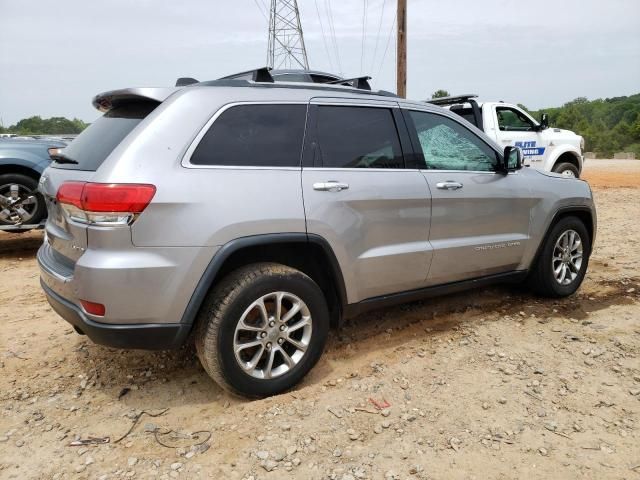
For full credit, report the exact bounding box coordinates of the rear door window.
[190,104,307,167]
[315,105,404,168]
[52,102,157,171]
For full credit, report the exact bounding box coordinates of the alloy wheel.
[0,183,38,225]
[552,229,583,285]
[233,291,312,379]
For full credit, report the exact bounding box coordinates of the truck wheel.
[0,173,46,229]
[527,216,591,298]
[195,262,330,398]
[552,162,579,178]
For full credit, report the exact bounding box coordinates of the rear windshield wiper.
[50,152,79,165]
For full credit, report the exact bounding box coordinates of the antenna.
[267,0,309,69]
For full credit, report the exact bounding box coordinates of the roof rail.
[218,67,275,83]
[192,67,396,98]
[427,94,478,106]
[327,76,372,91]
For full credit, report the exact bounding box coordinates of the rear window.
[190,104,307,167]
[315,106,404,169]
[450,107,477,126]
[52,102,157,171]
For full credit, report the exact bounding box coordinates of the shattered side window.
[409,111,498,171]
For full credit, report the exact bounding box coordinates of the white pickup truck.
[428,95,585,177]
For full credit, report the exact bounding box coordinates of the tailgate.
[39,99,160,266]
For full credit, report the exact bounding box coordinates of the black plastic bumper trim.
[41,280,189,350]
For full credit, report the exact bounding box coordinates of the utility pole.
[267,0,310,70]
[396,0,407,97]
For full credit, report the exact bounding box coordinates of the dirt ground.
[1,160,639,480]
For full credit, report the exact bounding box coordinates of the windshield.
[52,102,157,171]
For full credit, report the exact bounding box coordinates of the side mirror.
[503,146,523,172]
[539,113,549,130]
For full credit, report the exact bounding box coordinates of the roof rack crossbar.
[218,67,275,83]
[175,77,199,87]
[327,76,372,90]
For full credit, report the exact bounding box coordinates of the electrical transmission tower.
[267,0,309,69]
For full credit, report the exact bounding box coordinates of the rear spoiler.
[92,87,178,112]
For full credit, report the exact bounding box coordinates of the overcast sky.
[1,0,639,125]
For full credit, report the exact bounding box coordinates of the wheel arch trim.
[179,233,348,332]
[531,206,596,268]
[546,147,583,173]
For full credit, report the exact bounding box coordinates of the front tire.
[528,216,591,297]
[195,262,330,398]
[552,162,580,178]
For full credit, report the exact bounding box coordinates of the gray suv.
[38,72,596,397]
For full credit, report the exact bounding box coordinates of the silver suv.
[38,72,596,397]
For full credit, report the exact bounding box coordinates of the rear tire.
[552,162,579,178]
[195,262,330,398]
[528,216,591,297]
[0,173,46,227]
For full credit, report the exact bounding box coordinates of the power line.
[370,0,387,73]
[314,0,335,72]
[252,0,268,21]
[325,0,343,75]
[360,0,368,73]
[376,10,396,82]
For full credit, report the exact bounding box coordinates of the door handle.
[436,181,463,190]
[502,139,513,142]
[313,181,349,192]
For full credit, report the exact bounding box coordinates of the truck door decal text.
[515,141,545,156]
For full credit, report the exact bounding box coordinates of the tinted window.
[52,102,157,171]
[316,106,403,169]
[409,111,498,171]
[496,107,535,131]
[191,104,307,167]
[449,107,476,126]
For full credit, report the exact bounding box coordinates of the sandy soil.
[1,160,639,480]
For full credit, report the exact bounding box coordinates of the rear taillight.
[56,182,156,226]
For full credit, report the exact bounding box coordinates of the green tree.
[431,89,450,99]
[529,93,640,157]
[1,116,88,135]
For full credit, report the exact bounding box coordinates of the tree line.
[527,94,640,157]
[0,116,88,135]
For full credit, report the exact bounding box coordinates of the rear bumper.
[37,240,217,344]
[41,280,189,349]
